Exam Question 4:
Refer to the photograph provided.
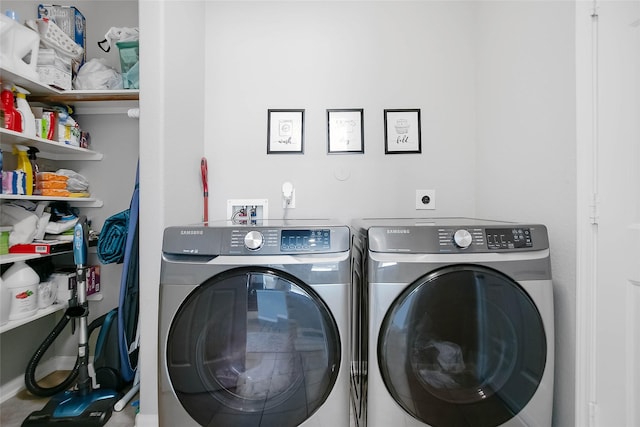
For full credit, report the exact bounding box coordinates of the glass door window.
[378,264,546,427]
[166,267,341,427]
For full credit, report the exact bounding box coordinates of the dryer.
[158,220,350,427]
[352,218,554,427]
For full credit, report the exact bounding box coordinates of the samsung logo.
[387,229,410,234]
[180,230,203,235]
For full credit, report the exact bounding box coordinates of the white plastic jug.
[2,261,39,321]
[0,276,10,325]
[0,15,40,80]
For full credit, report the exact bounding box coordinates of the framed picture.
[384,109,422,154]
[267,109,304,154]
[327,109,364,154]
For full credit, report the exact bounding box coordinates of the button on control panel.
[244,230,264,250]
[485,228,533,249]
[438,228,485,250]
[280,229,330,252]
[230,229,280,252]
[229,228,331,253]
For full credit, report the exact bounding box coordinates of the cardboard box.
[37,65,72,91]
[31,107,58,141]
[36,48,72,90]
[50,269,75,302]
[37,4,86,66]
[50,265,101,303]
[87,265,100,295]
[9,240,71,255]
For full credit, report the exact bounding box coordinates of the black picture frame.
[384,109,422,154]
[327,109,364,154]
[267,109,305,154]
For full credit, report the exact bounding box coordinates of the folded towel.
[97,209,129,264]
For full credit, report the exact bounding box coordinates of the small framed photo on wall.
[267,109,305,154]
[327,109,364,154]
[384,109,422,154]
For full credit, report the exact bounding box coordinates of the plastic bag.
[55,169,89,191]
[98,27,139,53]
[73,58,123,90]
[1,204,38,245]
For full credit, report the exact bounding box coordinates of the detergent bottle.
[13,86,36,137]
[27,147,39,194]
[1,85,22,132]
[1,261,39,321]
[13,145,33,195]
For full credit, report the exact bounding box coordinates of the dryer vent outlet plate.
[415,189,436,210]
[227,199,269,224]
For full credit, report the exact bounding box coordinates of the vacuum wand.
[73,216,92,395]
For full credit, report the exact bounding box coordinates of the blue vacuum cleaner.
[22,217,120,427]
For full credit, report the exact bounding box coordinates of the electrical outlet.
[282,189,296,208]
[415,189,436,210]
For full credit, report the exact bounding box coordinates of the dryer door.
[378,264,547,427]
[166,267,341,427]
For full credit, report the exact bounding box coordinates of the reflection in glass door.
[167,267,341,427]
[378,265,546,427]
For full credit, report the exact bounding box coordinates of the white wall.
[473,3,577,427]
[204,1,478,223]
[137,1,205,425]
[139,1,579,426]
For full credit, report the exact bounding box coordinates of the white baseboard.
[135,413,159,427]
[0,356,77,404]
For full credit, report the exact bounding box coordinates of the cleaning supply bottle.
[12,145,32,195]
[13,85,36,137]
[1,85,22,132]
[0,275,10,325]
[1,260,39,321]
[27,147,39,194]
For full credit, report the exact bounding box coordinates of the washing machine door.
[378,264,546,427]
[166,267,341,427]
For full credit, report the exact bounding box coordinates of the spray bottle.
[12,145,32,195]
[1,85,22,132]
[13,86,36,137]
[27,147,39,194]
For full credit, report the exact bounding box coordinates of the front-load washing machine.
[352,218,554,427]
[159,220,351,427]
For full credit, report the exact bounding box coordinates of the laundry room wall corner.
[473,2,577,427]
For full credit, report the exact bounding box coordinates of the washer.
[352,218,554,427]
[158,220,351,427]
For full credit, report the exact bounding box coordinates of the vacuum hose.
[24,311,107,397]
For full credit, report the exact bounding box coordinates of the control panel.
[229,228,332,253]
[162,224,349,256]
[280,229,331,252]
[230,229,279,251]
[485,227,533,249]
[437,227,533,251]
[438,227,486,250]
[364,220,546,254]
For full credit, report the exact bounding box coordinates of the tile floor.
[0,371,137,427]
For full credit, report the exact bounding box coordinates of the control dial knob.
[453,229,473,249]
[244,231,264,250]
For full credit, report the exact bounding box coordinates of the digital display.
[486,228,533,249]
[280,229,331,252]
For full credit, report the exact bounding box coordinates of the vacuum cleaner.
[22,217,121,427]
